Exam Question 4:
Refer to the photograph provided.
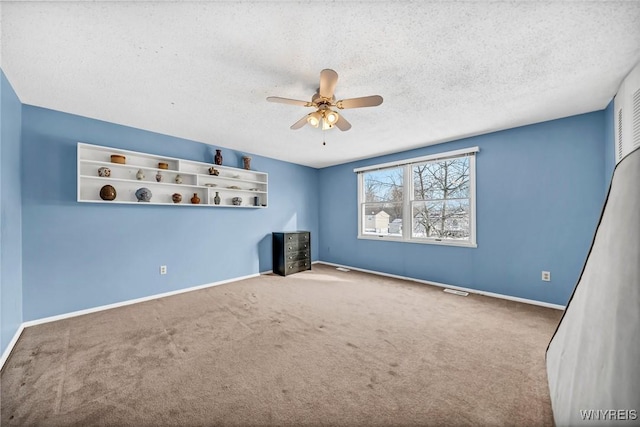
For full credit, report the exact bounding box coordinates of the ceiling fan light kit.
[267,69,383,132]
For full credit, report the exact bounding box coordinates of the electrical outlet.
[542,271,551,281]
[160,265,167,275]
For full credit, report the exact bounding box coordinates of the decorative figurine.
[175,174,183,184]
[155,172,163,182]
[191,193,201,204]
[214,149,223,166]
[135,187,152,202]
[172,193,182,203]
[136,169,145,180]
[98,167,111,177]
[208,167,219,176]
[99,185,116,201]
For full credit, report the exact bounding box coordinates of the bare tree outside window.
[412,158,470,240]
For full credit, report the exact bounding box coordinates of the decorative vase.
[98,167,111,177]
[135,187,152,202]
[242,156,251,170]
[232,197,242,206]
[136,169,145,180]
[175,174,183,184]
[191,193,201,204]
[214,192,221,205]
[254,196,260,206]
[208,167,219,176]
[99,185,116,201]
[155,172,163,182]
[214,149,223,166]
[172,193,182,203]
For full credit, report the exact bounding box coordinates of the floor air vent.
[444,288,469,296]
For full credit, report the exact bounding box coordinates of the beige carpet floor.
[1,264,562,426]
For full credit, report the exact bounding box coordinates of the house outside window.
[356,147,478,247]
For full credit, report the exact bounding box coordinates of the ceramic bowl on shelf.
[99,185,116,201]
[110,155,126,164]
[158,162,169,169]
[204,183,217,187]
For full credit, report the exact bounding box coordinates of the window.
[362,167,403,237]
[356,147,478,247]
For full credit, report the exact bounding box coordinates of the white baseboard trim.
[22,272,260,329]
[318,261,566,310]
[0,324,25,371]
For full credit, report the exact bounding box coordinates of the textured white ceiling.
[2,1,640,168]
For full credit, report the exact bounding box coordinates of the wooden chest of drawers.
[272,231,311,276]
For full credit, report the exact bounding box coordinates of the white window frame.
[356,147,478,248]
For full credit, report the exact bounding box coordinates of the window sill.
[357,234,477,248]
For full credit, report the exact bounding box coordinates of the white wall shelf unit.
[77,143,268,208]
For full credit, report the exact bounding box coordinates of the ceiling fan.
[267,69,383,131]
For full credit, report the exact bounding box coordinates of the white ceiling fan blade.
[290,114,309,130]
[267,96,313,107]
[319,69,338,99]
[336,95,383,109]
[334,115,351,131]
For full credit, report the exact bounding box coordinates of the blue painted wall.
[318,112,606,306]
[603,99,615,188]
[21,105,319,321]
[1,70,23,353]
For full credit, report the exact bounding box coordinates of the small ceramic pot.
[136,169,145,180]
[191,193,201,204]
[172,193,182,203]
[135,187,152,202]
[99,185,116,201]
[98,167,111,177]
[214,149,223,166]
[155,172,163,182]
[175,174,183,184]
[158,162,169,169]
[214,191,221,205]
[232,197,242,206]
[110,155,126,164]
